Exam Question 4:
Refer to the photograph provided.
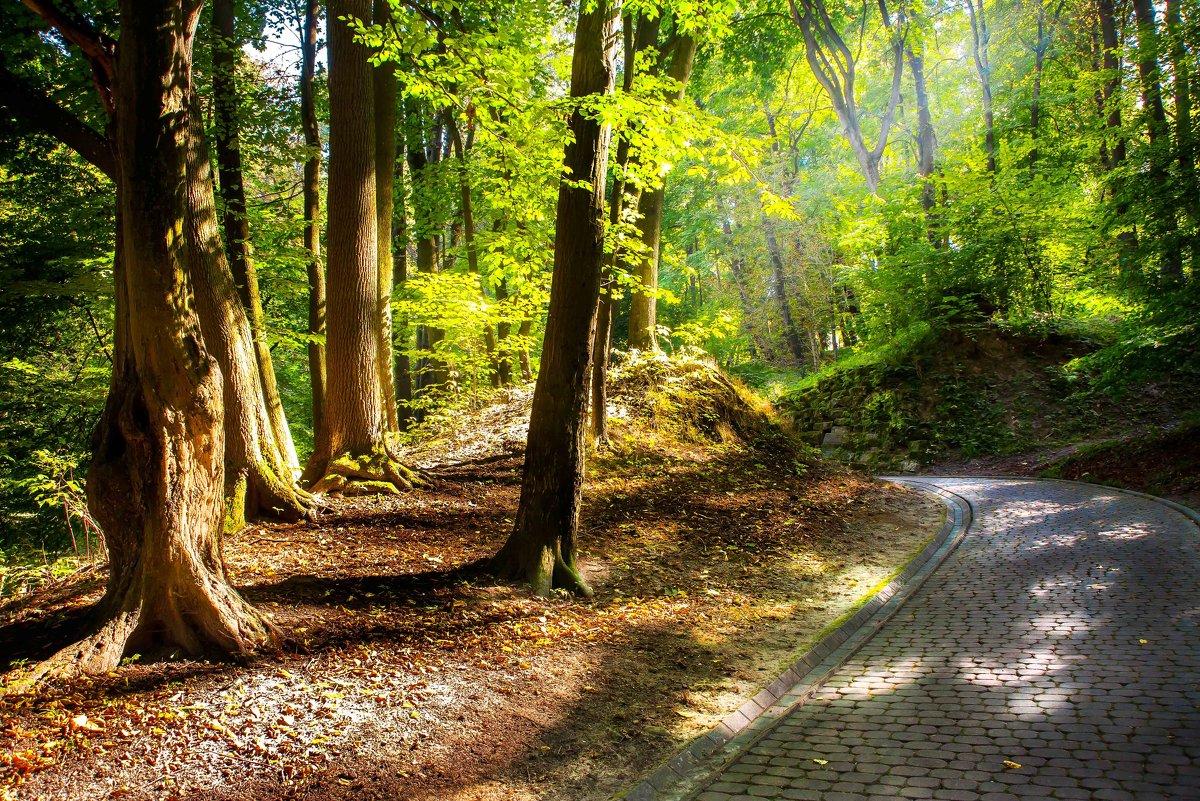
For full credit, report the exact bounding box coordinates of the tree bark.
[300,0,326,436]
[591,11,657,442]
[212,0,300,474]
[39,0,274,678]
[185,95,314,528]
[304,0,424,494]
[517,318,534,382]
[404,99,448,394]
[493,0,619,596]
[765,221,808,367]
[1165,0,1196,272]
[966,0,996,173]
[1131,0,1183,281]
[788,0,903,191]
[393,144,414,426]
[374,0,399,433]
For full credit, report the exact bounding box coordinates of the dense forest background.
[1,0,1197,596]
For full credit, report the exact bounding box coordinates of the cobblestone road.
[693,478,1200,801]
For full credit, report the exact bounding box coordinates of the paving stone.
[683,479,1199,800]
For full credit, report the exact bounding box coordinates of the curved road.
[692,478,1200,801]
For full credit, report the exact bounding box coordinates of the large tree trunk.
[492,0,619,597]
[373,0,399,433]
[41,0,274,678]
[304,0,423,494]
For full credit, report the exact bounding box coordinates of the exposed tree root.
[24,553,278,683]
[490,540,594,598]
[308,450,430,497]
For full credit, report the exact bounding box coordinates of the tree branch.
[0,63,115,178]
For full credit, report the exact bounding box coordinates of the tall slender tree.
[300,0,326,433]
[492,0,620,596]
[628,30,698,351]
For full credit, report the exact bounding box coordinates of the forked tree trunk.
[966,0,996,174]
[212,0,299,473]
[300,0,326,436]
[492,0,619,596]
[185,96,314,528]
[42,0,275,678]
[304,0,423,494]
[627,33,697,350]
[373,2,399,433]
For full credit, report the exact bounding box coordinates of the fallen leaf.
[1002,760,1022,769]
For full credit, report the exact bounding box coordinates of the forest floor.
[0,355,943,801]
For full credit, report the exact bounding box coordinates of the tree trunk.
[42,0,274,678]
[405,100,448,394]
[495,278,513,386]
[185,95,314,527]
[212,0,300,475]
[301,0,326,437]
[517,318,534,382]
[765,221,807,366]
[447,112,500,386]
[492,0,619,596]
[908,43,936,217]
[629,34,700,352]
[304,0,424,494]
[373,0,399,433]
[1166,0,1196,273]
[393,144,414,426]
[1131,0,1183,282]
[591,11,656,442]
[966,0,996,173]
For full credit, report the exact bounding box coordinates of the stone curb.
[615,480,974,801]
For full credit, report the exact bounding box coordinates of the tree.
[211,0,300,474]
[11,0,314,531]
[787,0,904,191]
[22,0,275,677]
[303,0,424,494]
[628,31,699,350]
[299,0,326,434]
[492,0,620,596]
[965,0,997,173]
